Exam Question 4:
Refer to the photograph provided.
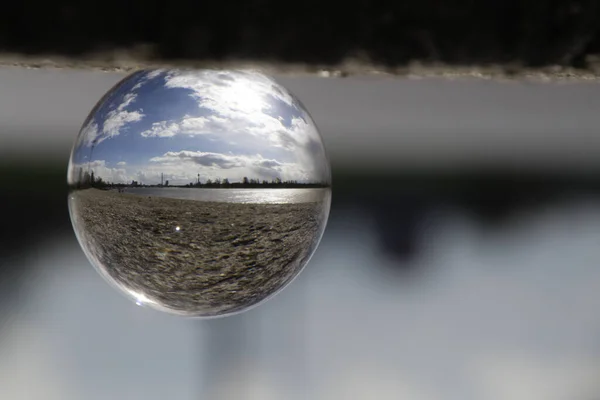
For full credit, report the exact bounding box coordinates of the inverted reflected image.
[67,69,331,317]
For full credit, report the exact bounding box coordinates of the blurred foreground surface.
[1,68,600,400]
[2,1,600,69]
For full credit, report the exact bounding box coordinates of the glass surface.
[66,69,331,317]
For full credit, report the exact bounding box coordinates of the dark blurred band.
[1,1,600,67]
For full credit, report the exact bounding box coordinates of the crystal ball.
[67,69,331,318]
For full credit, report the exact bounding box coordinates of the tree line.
[72,169,328,190]
[184,176,327,188]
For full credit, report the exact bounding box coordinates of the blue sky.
[68,69,330,185]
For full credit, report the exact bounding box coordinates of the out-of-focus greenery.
[0,1,599,68]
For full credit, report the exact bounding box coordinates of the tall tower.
[161,173,164,186]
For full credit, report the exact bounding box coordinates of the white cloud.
[150,151,246,169]
[101,109,143,140]
[73,69,330,185]
[79,88,144,148]
[165,70,296,112]
[140,117,210,138]
[140,121,179,138]
[119,93,137,109]
[70,150,305,187]
[131,68,164,90]
[69,160,131,184]
[139,70,330,182]
[102,92,144,141]
[147,150,305,184]
[159,71,300,148]
[79,121,99,148]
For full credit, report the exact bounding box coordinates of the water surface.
[124,187,330,204]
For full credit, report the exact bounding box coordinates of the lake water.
[123,187,331,204]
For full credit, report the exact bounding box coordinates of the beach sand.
[69,188,330,316]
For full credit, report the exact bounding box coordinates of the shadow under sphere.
[67,68,332,318]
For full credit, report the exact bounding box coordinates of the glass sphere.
[67,69,331,318]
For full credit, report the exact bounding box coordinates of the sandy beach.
[69,188,330,316]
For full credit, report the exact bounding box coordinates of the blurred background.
[3,2,600,400]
